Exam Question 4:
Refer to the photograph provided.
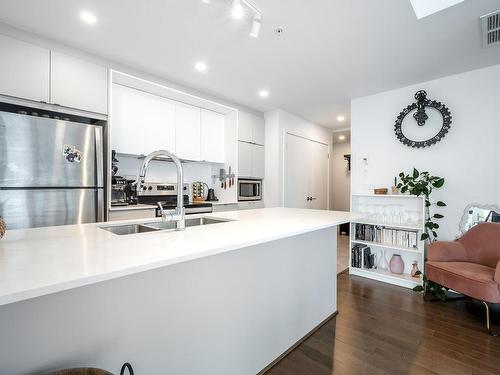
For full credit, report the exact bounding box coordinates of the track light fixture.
[250,14,262,38]
[210,0,261,37]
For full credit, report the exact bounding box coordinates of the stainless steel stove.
[137,182,212,216]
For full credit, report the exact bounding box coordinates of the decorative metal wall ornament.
[394,90,452,148]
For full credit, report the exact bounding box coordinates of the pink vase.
[389,254,405,274]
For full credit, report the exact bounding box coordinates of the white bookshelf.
[349,193,425,289]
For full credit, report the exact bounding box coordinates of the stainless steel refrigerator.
[0,105,105,229]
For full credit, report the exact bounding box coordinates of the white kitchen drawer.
[238,201,264,210]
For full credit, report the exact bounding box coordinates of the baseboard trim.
[257,311,338,375]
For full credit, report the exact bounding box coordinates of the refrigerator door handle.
[94,126,104,188]
[96,188,104,222]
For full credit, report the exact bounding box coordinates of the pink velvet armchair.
[425,222,500,336]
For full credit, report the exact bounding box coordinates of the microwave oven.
[238,178,262,201]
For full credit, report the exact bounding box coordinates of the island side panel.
[0,227,337,375]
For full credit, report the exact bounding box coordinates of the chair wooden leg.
[482,301,499,337]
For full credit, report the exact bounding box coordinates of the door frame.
[283,132,330,209]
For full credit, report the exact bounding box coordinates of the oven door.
[238,179,262,201]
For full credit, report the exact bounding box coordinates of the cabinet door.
[238,111,253,143]
[0,34,49,102]
[252,144,265,178]
[111,84,175,156]
[51,51,108,114]
[175,102,201,161]
[252,115,265,145]
[200,109,225,163]
[238,141,253,177]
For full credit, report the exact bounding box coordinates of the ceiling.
[0,0,499,129]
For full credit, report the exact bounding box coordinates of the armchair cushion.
[496,261,500,284]
[427,241,467,262]
[426,261,500,303]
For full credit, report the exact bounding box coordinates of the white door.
[285,133,329,210]
[0,34,50,103]
[111,84,175,155]
[51,52,108,114]
[175,102,201,161]
[200,109,225,163]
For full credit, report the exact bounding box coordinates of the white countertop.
[0,208,359,306]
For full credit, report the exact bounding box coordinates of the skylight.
[410,0,465,19]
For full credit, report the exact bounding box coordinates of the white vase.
[377,249,389,270]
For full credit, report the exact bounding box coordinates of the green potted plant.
[397,168,448,300]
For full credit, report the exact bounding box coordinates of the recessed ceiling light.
[80,11,97,25]
[195,61,208,73]
[231,0,245,19]
[258,90,269,98]
[338,135,346,141]
[337,115,345,122]
[201,0,211,3]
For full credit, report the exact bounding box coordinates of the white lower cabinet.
[212,204,239,213]
[108,208,156,221]
[238,201,264,210]
[175,102,201,161]
[238,141,264,178]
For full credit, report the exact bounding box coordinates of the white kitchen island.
[0,208,358,375]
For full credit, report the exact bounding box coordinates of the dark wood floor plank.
[264,274,500,375]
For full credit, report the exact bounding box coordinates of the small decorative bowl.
[374,188,388,195]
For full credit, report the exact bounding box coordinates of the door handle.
[311,197,317,200]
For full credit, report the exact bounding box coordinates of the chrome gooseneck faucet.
[136,150,185,230]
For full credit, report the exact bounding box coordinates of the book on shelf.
[355,224,418,249]
[351,244,376,269]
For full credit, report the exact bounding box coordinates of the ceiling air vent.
[481,10,500,48]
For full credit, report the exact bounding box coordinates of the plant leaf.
[414,270,422,276]
[413,285,424,292]
[435,289,446,301]
[432,178,445,188]
[413,168,420,178]
[421,233,429,241]
[433,213,444,219]
[399,172,404,178]
[436,201,446,207]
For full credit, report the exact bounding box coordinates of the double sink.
[100,217,230,235]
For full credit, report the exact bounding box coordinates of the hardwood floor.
[264,274,500,375]
[337,234,349,274]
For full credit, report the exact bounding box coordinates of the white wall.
[264,109,333,208]
[331,140,351,211]
[351,64,500,240]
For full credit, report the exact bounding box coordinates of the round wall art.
[394,90,452,148]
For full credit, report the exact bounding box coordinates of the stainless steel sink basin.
[100,224,160,235]
[146,217,229,230]
[100,217,231,235]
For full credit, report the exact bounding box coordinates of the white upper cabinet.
[252,144,265,178]
[238,111,265,145]
[200,109,225,164]
[238,111,253,143]
[51,52,108,114]
[252,116,265,145]
[111,84,175,155]
[175,102,201,161]
[238,141,253,177]
[0,34,50,103]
